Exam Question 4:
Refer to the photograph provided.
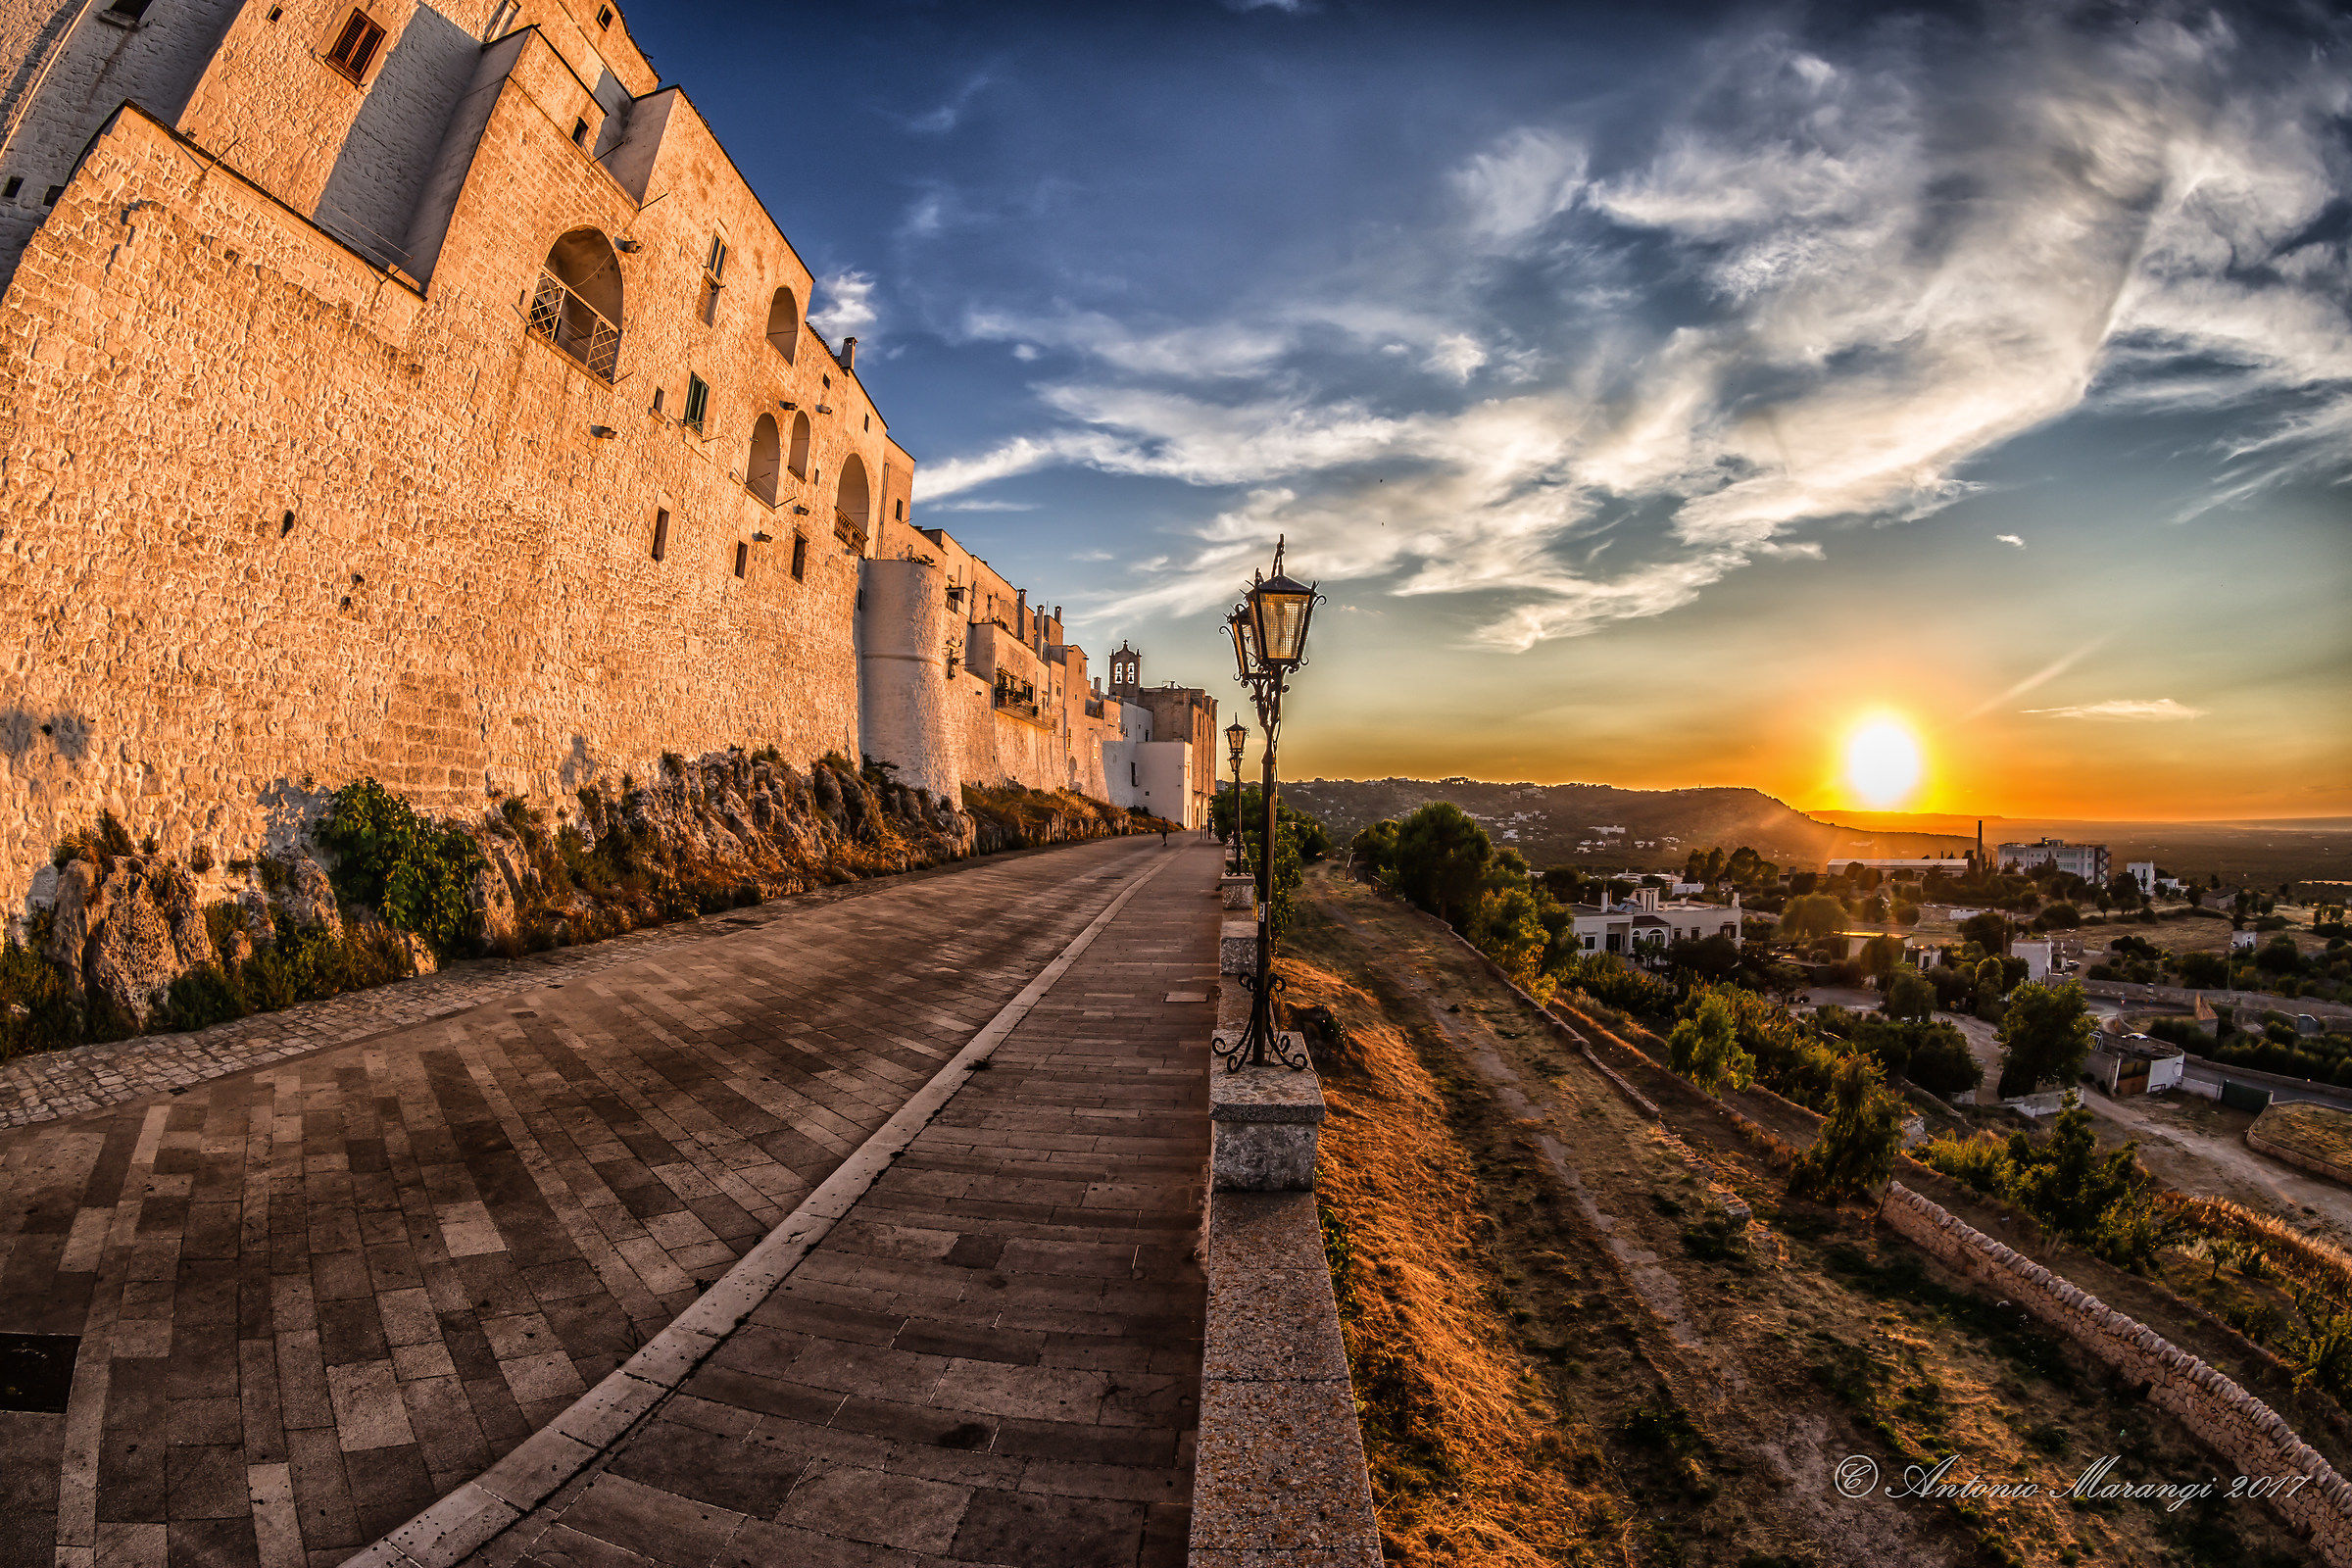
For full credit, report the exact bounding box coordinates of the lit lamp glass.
[1227,612,1258,683]
[1225,719,1247,762]
[1247,566,1316,670]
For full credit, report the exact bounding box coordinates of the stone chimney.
[841,336,858,368]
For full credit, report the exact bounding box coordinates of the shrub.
[314,778,487,955]
[1788,1053,1903,1201]
[1668,992,1754,1096]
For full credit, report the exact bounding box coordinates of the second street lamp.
[1218,537,1320,1073]
[1224,718,1248,877]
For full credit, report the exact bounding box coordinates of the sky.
[629,0,2352,822]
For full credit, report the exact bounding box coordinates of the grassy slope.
[1290,867,2317,1568]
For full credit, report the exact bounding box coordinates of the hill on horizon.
[1279,777,1971,872]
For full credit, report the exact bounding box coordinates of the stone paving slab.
[423,839,1224,1568]
[0,837,1208,1568]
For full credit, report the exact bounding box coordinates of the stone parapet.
[1208,1054,1322,1191]
[1189,1167,1380,1564]
[1221,875,1256,910]
[1220,917,1260,976]
[1881,1181,2352,1565]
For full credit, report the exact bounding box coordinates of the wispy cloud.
[928,498,1039,513]
[808,270,879,340]
[1959,635,2113,722]
[905,73,995,135]
[2026,698,2208,721]
[917,5,2352,648]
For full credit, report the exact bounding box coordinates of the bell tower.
[1107,642,1141,696]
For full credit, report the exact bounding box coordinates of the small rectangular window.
[705,235,727,280]
[681,373,709,433]
[790,536,807,580]
[651,508,668,562]
[595,3,612,26]
[733,541,748,578]
[324,10,386,82]
[0,178,19,201]
[651,386,663,414]
[570,117,588,146]
[105,0,154,21]
[266,3,281,18]
[41,185,61,206]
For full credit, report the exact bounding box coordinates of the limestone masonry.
[0,0,1215,928]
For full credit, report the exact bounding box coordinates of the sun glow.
[1844,718,1924,809]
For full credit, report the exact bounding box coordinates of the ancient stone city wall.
[0,40,903,920]
[1881,1181,2352,1564]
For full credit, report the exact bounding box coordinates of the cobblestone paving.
[0,837,1212,1568]
[469,840,1219,1568]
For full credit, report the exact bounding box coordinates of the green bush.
[314,778,487,955]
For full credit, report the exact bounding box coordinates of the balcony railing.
[526,270,620,381]
[833,510,867,553]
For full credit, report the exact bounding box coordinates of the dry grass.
[1291,868,2325,1568]
[1285,950,1604,1565]
[2249,1102,2352,1172]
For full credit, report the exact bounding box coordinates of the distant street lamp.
[1224,718,1247,876]
[1219,537,1320,1072]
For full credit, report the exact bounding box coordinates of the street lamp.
[1224,718,1248,876]
[1219,536,1320,1072]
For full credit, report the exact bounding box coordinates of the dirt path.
[2084,1090,2352,1243]
[1292,869,2323,1568]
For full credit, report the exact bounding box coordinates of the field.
[2249,1102,2352,1173]
[1285,866,2325,1567]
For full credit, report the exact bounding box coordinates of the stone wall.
[1881,1181,2352,1565]
[0,29,901,920]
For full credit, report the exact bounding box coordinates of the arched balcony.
[526,228,624,380]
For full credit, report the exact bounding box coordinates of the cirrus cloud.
[2024,699,2209,721]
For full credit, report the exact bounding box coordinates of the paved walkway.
[0,836,1220,1568]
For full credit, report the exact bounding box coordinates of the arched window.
[765,287,800,364]
[747,414,781,506]
[526,228,624,380]
[834,454,870,552]
[787,411,811,478]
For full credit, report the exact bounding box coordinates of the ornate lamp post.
[1224,718,1247,876]
[1218,538,1320,1072]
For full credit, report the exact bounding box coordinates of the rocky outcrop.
[8,751,1145,1046]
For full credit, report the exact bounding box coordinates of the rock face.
[83,864,185,1026]
[14,751,1138,1039]
[281,857,342,937]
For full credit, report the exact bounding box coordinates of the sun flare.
[1844,718,1924,809]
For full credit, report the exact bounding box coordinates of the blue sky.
[632,0,2351,819]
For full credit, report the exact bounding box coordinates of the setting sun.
[1844,718,1924,809]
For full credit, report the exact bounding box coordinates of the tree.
[1668,992,1754,1096]
[1960,911,2010,955]
[1860,934,1906,979]
[1788,1053,1903,1201]
[1667,933,1743,982]
[2006,1098,2141,1242]
[2256,935,2304,977]
[1471,886,1553,1001]
[1780,894,1846,942]
[1349,819,1398,881]
[1883,968,1936,1021]
[1391,803,1493,929]
[1904,1023,1984,1099]
[1995,980,2096,1098]
[2176,951,2229,988]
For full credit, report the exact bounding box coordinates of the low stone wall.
[1881,1181,2352,1565]
[2246,1117,2352,1188]
[1192,879,1381,1566]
